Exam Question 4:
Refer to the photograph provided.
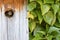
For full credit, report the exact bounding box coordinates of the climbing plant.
[28,0,60,40]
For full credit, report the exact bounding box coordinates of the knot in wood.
[5,9,14,18]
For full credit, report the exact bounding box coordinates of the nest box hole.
[5,9,14,18]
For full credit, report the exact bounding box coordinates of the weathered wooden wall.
[0,0,28,40]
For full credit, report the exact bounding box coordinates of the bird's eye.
[5,9,14,18]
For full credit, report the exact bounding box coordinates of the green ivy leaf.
[29,21,36,32]
[48,26,59,34]
[29,32,34,40]
[32,33,41,40]
[37,31,46,35]
[52,4,59,15]
[56,35,60,40]
[27,2,36,11]
[28,12,35,19]
[34,25,45,36]
[37,11,43,24]
[54,22,60,27]
[43,11,54,25]
[30,0,35,2]
[57,9,60,23]
[47,35,53,40]
[34,25,41,36]
[36,0,43,5]
[31,11,37,18]
[33,31,45,40]
[51,15,56,25]
[44,0,54,4]
[46,24,49,32]
[41,4,50,15]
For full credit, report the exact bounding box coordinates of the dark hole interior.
[5,9,14,18]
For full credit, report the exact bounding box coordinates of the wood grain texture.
[19,6,29,40]
[0,5,8,40]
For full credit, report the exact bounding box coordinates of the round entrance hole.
[5,9,14,18]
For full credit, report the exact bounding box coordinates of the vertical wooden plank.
[0,6,2,40]
[7,9,20,40]
[6,0,20,40]
[13,10,20,40]
[0,0,2,40]
[1,5,7,40]
[0,0,8,40]
[23,5,29,40]
[19,0,29,40]
[19,5,29,40]
[4,0,19,40]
